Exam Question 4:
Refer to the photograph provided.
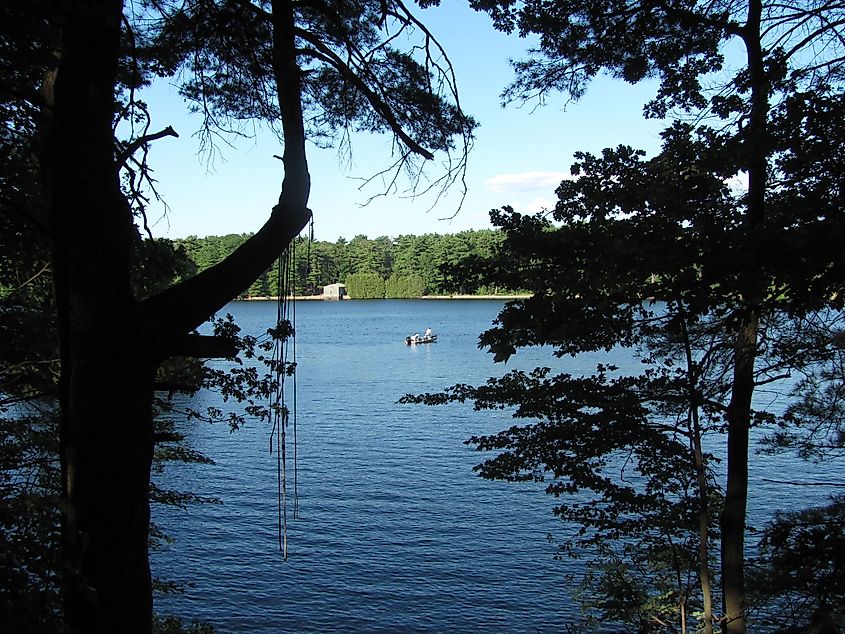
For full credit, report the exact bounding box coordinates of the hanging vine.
[269,217,313,559]
[270,243,293,559]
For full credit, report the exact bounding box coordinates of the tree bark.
[44,1,311,632]
[679,314,714,634]
[719,2,768,630]
[45,1,154,631]
[720,313,757,634]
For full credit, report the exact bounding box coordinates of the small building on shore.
[322,283,347,300]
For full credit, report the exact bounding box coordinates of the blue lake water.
[151,299,838,632]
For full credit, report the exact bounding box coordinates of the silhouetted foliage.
[750,496,845,633]
[426,0,845,629]
[2,0,474,631]
[407,21,845,630]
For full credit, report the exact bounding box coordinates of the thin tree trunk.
[680,315,714,634]
[720,314,757,634]
[694,430,714,634]
[720,1,768,630]
[271,0,311,209]
[141,0,311,333]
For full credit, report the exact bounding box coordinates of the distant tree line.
[173,229,511,298]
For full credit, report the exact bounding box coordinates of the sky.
[138,0,667,243]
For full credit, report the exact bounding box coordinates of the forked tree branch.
[141,0,312,343]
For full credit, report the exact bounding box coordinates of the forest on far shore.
[169,229,512,299]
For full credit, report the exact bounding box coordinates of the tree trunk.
[720,1,768,630]
[720,313,757,634]
[60,333,157,633]
[680,314,714,634]
[44,1,311,632]
[45,1,155,631]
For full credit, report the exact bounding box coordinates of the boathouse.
[322,283,347,300]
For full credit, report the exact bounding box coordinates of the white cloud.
[484,171,572,194]
[512,196,557,214]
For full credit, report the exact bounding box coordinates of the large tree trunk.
[44,1,311,632]
[60,333,157,632]
[45,1,156,631]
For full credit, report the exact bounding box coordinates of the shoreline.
[239,294,531,301]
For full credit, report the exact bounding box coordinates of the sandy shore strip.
[242,294,531,301]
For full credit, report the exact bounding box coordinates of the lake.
[150,299,836,633]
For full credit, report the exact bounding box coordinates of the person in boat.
[412,333,420,343]
[424,327,432,339]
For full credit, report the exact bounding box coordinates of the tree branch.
[116,125,179,167]
[140,202,310,335]
[141,0,313,337]
[297,34,435,160]
[161,333,239,359]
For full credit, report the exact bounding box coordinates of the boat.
[405,334,437,345]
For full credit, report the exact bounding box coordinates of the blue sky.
[139,0,666,242]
